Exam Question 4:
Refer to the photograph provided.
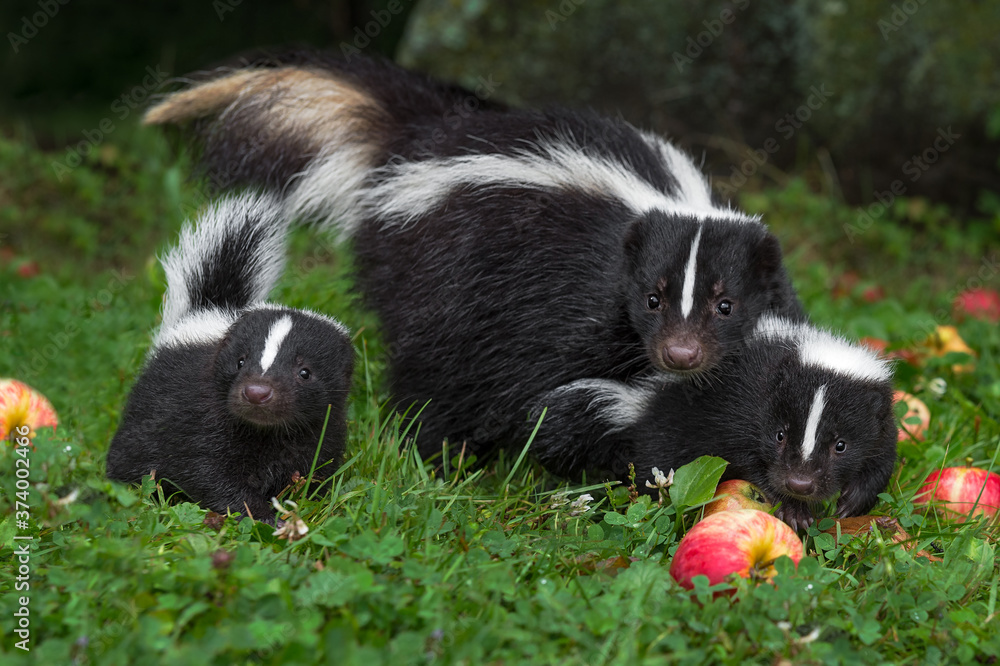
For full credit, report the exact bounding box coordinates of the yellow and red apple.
[702,480,772,518]
[914,466,1000,523]
[923,325,976,373]
[893,391,930,442]
[669,509,803,590]
[0,378,58,441]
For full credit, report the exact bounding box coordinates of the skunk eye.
[298,368,311,380]
[716,300,733,316]
[237,356,246,369]
[835,440,847,454]
[775,430,785,444]
[646,294,661,310]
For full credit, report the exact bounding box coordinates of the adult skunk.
[144,53,804,462]
[105,193,354,521]
[530,315,898,529]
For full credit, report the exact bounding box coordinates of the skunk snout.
[784,476,815,497]
[228,376,290,427]
[243,384,274,405]
[662,340,703,371]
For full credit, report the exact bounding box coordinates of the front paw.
[775,500,814,532]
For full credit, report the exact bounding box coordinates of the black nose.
[663,344,703,370]
[243,384,273,405]
[786,477,815,496]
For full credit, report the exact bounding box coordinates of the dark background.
[2,0,999,216]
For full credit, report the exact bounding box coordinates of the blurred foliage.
[0,0,412,136]
[399,0,1000,213]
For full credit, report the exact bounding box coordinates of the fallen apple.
[923,325,976,373]
[823,515,941,562]
[953,288,1000,323]
[893,391,930,442]
[669,509,803,590]
[859,337,888,354]
[0,378,59,440]
[914,466,1000,523]
[703,479,772,518]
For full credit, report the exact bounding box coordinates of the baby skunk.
[531,315,897,530]
[143,53,804,462]
[105,193,354,521]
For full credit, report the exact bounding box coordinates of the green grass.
[1,125,999,665]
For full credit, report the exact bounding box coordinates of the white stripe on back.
[259,316,294,375]
[800,384,827,460]
[680,225,703,318]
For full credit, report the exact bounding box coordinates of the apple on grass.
[953,288,1000,323]
[914,467,1000,523]
[669,509,803,591]
[1,378,58,440]
[894,391,930,442]
[702,479,772,518]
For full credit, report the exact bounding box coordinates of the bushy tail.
[159,192,287,335]
[145,54,491,231]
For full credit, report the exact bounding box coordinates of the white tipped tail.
[156,193,287,349]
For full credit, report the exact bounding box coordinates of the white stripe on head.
[247,303,351,339]
[680,225,703,319]
[800,384,827,460]
[259,315,294,375]
[752,315,893,384]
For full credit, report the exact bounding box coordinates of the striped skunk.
[143,53,804,461]
[530,315,898,529]
[105,193,354,521]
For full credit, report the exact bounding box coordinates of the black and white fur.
[105,193,354,521]
[530,315,898,530]
[144,54,804,462]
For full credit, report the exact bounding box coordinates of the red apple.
[703,480,772,518]
[914,467,1000,523]
[861,285,885,303]
[953,288,1000,323]
[859,337,889,354]
[669,509,803,590]
[893,391,930,442]
[0,378,59,440]
[16,261,40,279]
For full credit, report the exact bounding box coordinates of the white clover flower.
[568,493,594,516]
[55,488,80,506]
[928,377,947,397]
[549,491,570,509]
[645,467,674,490]
[271,497,309,541]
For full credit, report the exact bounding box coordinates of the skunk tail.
[144,55,489,232]
[156,193,287,346]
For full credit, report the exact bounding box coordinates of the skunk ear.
[622,216,650,265]
[751,233,783,282]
